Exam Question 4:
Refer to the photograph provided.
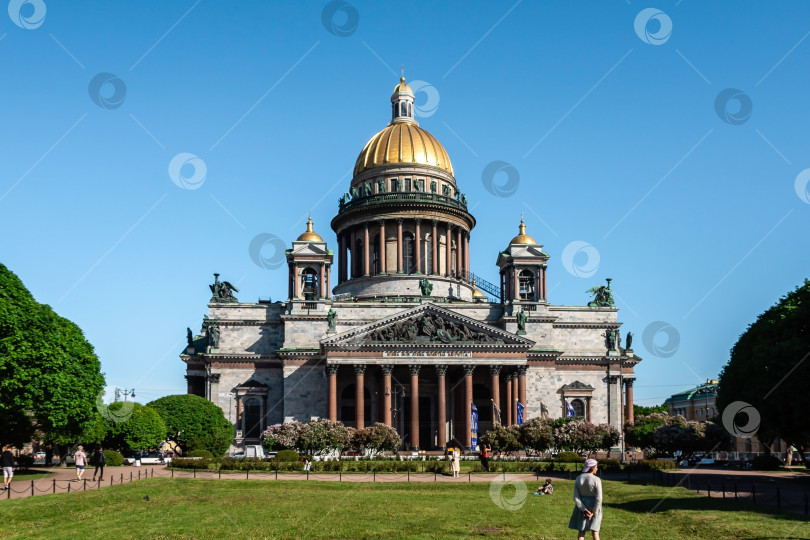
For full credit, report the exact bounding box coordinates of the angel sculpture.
[586,278,615,307]
[210,273,239,303]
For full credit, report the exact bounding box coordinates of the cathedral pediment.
[322,303,534,348]
[288,243,329,257]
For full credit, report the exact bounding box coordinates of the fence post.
[373,471,375,482]
[31,480,34,496]
[67,482,71,494]
[171,468,174,478]
[307,470,309,481]
[193,469,196,479]
[110,477,113,487]
[434,471,437,482]
[777,487,781,510]
[707,481,711,498]
[752,484,756,505]
[722,482,725,499]
[338,471,341,482]
[6,485,10,499]
[219,469,221,480]
[83,479,87,491]
[138,470,141,480]
[468,471,471,482]
[53,479,56,494]
[276,470,279,481]
[246,468,249,480]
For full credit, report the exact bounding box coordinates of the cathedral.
[181,77,640,452]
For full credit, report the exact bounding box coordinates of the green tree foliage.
[105,403,166,453]
[650,416,731,460]
[633,404,669,417]
[624,413,669,450]
[518,418,554,454]
[147,394,233,455]
[0,263,105,446]
[717,279,810,456]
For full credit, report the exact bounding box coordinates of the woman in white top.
[452,449,460,478]
[568,458,603,540]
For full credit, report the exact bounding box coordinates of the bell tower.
[286,217,333,301]
[496,216,549,305]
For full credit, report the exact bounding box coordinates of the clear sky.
[1,1,808,408]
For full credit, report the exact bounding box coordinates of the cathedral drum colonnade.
[181,77,640,452]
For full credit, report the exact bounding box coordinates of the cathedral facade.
[182,78,639,452]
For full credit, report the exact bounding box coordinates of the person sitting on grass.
[534,478,554,495]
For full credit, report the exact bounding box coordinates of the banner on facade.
[471,403,479,449]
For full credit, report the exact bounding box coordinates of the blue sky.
[1,1,808,407]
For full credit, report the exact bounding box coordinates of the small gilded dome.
[392,76,414,97]
[354,122,454,176]
[297,217,323,242]
[509,216,537,245]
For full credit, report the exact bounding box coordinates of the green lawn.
[0,478,807,539]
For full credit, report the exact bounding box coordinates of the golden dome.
[509,216,537,245]
[392,76,413,96]
[297,217,323,242]
[354,122,454,176]
[472,280,486,299]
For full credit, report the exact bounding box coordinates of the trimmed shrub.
[751,454,781,471]
[555,452,582,462]
[274,449,300,462]
[187,449,213,460]
[219,458,273,471]
[171,457,210,470]
[104,450,124,466]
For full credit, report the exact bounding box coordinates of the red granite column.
[320,263,326,299]
[490,365,501,424]
[326,265,331,299]
[512,375,519,425]
[354,364,366,429]
[236,396,243,432]
[625,379,635,424]
[518,366,527,421]
[456,228,462,278]
[293,264,299,298]
[464,232,470,276]
[431,220,438,275]
[445,223,452,277]
[514,268,520,298]
[339,233,347,283]
[436,365,448,448]
[350,229,357,279]
[381,365,393,427]
[327,365,338,422]
[397,218,404,274]
[463,365,475,449]
[363,224,370,276]
[415,219,422,274]
[410,365,421,450]
[378,220,386,275]
[504,374,512,426]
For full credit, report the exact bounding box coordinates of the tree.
[261,422,304,450]
[717,280,810,460]
[634,404,669,417]
[518,418,554,455]
[0,263,105,447]
[553,420,620,456]
[624,413,669,451]
[104,403,166,453]
[480,424,521,454]
[147,394,233,455]
[650,416,731,461]
[351,423,400,456]
[299,419,351,455]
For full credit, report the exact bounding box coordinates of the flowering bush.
[518,418,554,454]
[553,419,620,456]
[261,421,304,450]
[351,423,401,456]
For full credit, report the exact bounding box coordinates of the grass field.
[0,477,807,539]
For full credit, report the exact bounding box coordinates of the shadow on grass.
[606,494,810,522]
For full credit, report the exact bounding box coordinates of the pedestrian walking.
[481,445,490,472]
[92,446,106,482]
[2,445,15,490]
[452,449,460,478]
[73,445,88,481]
[568,458,602,540]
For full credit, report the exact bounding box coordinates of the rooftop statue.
[327,309,337,331]
[210,273,239,303]
[586,278,615,307]
[419,278,433,297]
[626,331,633,350]
[516,309,528,334]
[186,327,194,349]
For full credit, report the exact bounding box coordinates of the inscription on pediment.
[359,313,504,345]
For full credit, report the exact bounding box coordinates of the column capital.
[624,378,635,387]
[326,365,339,375]
[396,217,403,224]
[210,373,221,383]
[503,372,513,381]
[415,217,422,225]
[606,375,619,384]
[409,364,421,376]
[353,364,367,375]
[378,219,386,227]
[516,365,528,376]
[432,219,438,226]
[462,364,475,376]
[489,364,502,376]
[363,222,369,230]
[435,364,448,376]
[380,364,394,375]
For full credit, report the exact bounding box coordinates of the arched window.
[571,399,585,418]
[403,232,414,274]
[519,269,535,300]
[243,398,261,439]
[301,268,318,300]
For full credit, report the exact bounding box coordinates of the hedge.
[104,450,124,466]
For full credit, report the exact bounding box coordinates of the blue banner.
[471,403,479,449]
[565,400,575,418]
[517,401,524,425]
